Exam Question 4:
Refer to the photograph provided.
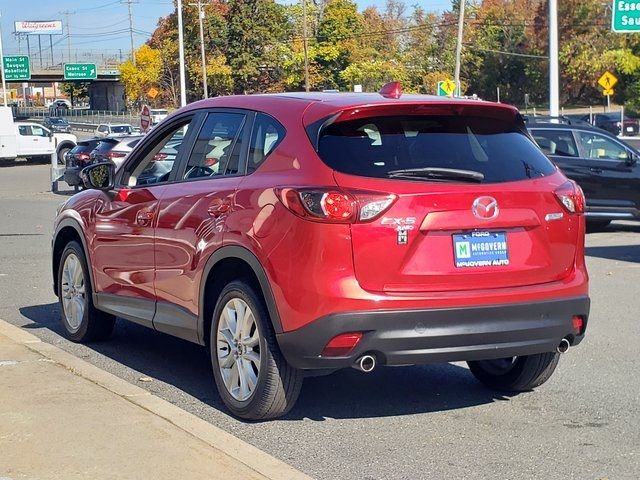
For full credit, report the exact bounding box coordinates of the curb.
[0,319,313,480]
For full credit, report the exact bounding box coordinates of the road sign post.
[140,105,151,133]
[612,1,640,32]
[437,80,456,97]
[63,63,97,80]
[2,55,31,81]
[598,71,618,110]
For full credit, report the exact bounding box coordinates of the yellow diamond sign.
[147,87,159,99]
[598,71,618,90]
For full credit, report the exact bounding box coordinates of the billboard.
[14,21,63,35]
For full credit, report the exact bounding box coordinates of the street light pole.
[177,0,187,107]
[302,0,310,92]
[190,0,208,98]
[0,12,8,107]
[453,0,466,97]
[549,0,560,117]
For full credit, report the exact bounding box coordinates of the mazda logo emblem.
[472,196,499,220]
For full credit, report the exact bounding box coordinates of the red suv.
[52,86,590,420]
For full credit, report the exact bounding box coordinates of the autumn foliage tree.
[119,0,640,110]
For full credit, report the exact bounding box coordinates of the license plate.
[453,231,509,268]
[627,126,635,132]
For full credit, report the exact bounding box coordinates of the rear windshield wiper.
[386,167,485,183]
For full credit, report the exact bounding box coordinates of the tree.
[226,0,291,94]
[58,82,90,106]
[119,45,162,107]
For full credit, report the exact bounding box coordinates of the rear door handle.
[207,199,231,217]
[136,210,155,226]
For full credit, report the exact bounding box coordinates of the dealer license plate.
[453,231,509,268]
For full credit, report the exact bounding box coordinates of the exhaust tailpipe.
[353,354,376,373]
[557,338,570,354]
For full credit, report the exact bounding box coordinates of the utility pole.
[549,0,560,117]
[177,0,187,107]
[189,0,208,98]
[60,10,75,63]
[453,0,465,97]
[0,11,8,107]
[302,0,310,92]
[122,0,137,66]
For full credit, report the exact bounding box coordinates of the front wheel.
[210,280,303,420]
[467,352,560,392]
[57,241,116,342]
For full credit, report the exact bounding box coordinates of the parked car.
[50,99,72,109]
[43,116,72,134]
[579,112,639,137]
[52,86,590,420]
[529,122,640,229]
[63,138,103,187]
[95,123,134,138]
[89,135,144,167]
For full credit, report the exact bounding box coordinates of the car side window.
[121,118,192,187]
[248,113,286,174]
[18,126,31,136]
[182,112,246,180]
[32,126,48,137]
[578,132,628,161]
[532,130,578,157]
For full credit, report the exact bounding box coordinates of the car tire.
[210,280,303,420]
[586,220,610,232]
[57,241,116,342]
[57,147,71,165]
[467,352,560,392]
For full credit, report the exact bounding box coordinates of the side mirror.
[81,162,115,191]
[626,151,639,166]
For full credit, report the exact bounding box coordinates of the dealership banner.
[14,21,63,35]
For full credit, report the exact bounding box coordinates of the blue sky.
[0,0,453,55]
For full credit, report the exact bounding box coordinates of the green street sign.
[2,55,31,81]
[437,80,456,97]
[612,1,640,32]
[64,63,97,80]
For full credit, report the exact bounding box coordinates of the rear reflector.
[321,332,363,357]
[572,315,585,334]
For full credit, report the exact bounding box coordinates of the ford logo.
[472,196,499,220]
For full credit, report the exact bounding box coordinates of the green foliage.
[128,0,640,109]
[58,82,90,104]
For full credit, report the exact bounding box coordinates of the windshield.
[317,115,556,184]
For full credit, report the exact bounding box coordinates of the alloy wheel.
[61,253,86,332]
[216,298,261,401]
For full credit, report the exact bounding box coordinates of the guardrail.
[17,107,139,126]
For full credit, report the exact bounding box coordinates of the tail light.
[106,151,127,160]
[572,315,585,335]
[277,187,396,223]
[321,332,363,357]
[153,152,168,161]
[554,181,584,214]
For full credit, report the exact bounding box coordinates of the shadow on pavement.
[585,244,640,263]
[20,302,516,421]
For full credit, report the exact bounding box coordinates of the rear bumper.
[276,297,590,370]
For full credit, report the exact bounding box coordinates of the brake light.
[106,151,127,159]
[321,332,363,357]
[554,181,584,214]
[572,315,585,335]
[154,152,168,161]
[277,188,396,223]
[78,153,90,161]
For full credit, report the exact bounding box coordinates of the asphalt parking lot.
[1,162,638,480]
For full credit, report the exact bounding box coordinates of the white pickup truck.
[0,106,77,163]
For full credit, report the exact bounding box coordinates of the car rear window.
[111,125,132,134]
[93,139,120,153]
[317,115,556,184]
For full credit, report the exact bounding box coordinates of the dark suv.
[52,88,589,420]
[529,122,640,228]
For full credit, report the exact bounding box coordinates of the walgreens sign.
[14,21,63,35]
